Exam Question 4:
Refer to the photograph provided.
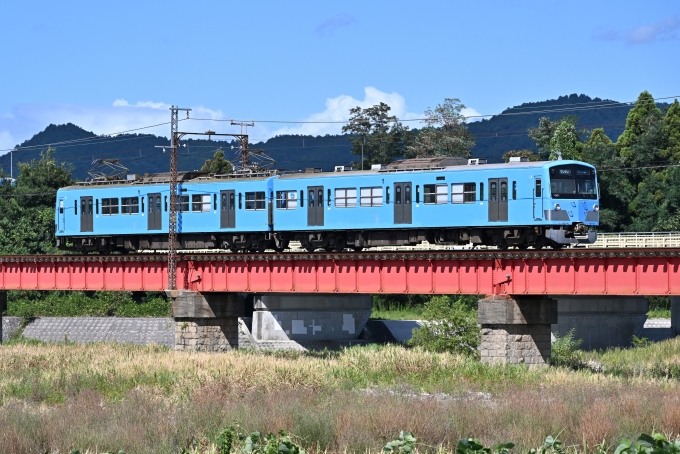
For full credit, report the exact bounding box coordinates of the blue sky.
[0,0,678,152]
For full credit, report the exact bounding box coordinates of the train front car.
[540,160,599,247]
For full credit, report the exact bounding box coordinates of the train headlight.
[593,205,599,211]
[555,204,561,211]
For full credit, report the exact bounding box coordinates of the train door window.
[416,185,420,203]
[535,179,542,197]
[327,188,331,207]
[178,195,189,212]
[95,199,99,214]
[395,186,401,204]
[500,182,508,202]
[334,188,356,207]
[300,190,304,208]
[102,198,119,215]
[512,181,517,200]
[480,182,484,201]
[405,185,411,204]
[386,187,390,205]
[230,192,235,211]
[121,197,139,214]
[490,182,497,202]
[75,200,78,215]
[360,187,382,207]
[214,194,217,211]
[308,189,315,207]
[318,189,323,207]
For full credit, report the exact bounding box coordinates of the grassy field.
[1,339,680,453]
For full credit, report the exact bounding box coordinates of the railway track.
[1,247,679,263]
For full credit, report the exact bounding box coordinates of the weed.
[550,329,584,369]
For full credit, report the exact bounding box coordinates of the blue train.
[54,157,599,253]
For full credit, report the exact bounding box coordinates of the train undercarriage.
[58,224,596,254]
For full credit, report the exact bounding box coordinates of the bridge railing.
[585,232,680,248]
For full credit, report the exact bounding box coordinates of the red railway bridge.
[0,248,678,295]
[1,248,678,366]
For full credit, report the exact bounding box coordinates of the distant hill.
[0,94,669,180]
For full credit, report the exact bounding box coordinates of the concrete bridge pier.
[478,295,557,366]
[168,291,245,352]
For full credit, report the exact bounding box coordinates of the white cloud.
[594,14,680,44]
[269,87,422,138]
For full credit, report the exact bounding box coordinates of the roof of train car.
[58,159,594,190]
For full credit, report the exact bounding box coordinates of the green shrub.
[408,295,480,356]
[550,329,584,369]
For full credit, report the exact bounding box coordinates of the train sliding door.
[220,190,236,228]
[307,185,324,226]
[394,182,412,224]
[148,193,162,230]
[487,178,508,222]
[80,196,93,232]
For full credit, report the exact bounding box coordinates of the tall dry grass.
[0,341,679,453]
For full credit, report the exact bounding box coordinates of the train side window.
[121,197,139,214]
[239,193,242,209]
[335,188,356,207]
[141,197,145,213]
[192,194,211,212]
[178,195,189,212]
[245,192,265,210]
[480,183,484,201]
[386,187,390,205]
[300,190,304,208]
[327,188,331,207]
[424,184,447,204]
[490,182,497,202]
[535,179,542,197]
[360,187,382,207]
[59,200,64,214]
[276,191,298,209]
[96,199,99,214]
[452,183,476,203]
[500,182,507,202]
[75,200,78,215]
[165,196,168,212]
[214,194,217,211]
[512,181,517,200]
[101,198,119,215]
[416,185,420,204]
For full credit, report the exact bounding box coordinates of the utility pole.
[167,106,191,291]
[230,120,254,170]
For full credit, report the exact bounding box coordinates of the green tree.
[617,90,663,163]
[549,120,581,161]
[342,102,408,169]
[661,99,680,162]
[201,149,233,174]
[405,98,475,158]
[0,148,74,255]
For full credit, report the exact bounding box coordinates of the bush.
[408,295,480,356]
[550,329,584,369]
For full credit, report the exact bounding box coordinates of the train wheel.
[305,246,317,253]
[352,246,364,252]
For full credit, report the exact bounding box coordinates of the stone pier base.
[175,317,239,352]
[169,291,244,352]
[478,295,557,366]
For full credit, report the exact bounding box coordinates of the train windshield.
[549,164,597,199]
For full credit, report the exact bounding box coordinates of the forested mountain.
[0,94,667,180]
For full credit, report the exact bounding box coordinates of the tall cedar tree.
[201,149,233,174]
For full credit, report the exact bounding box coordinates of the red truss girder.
[0,252,679,295]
